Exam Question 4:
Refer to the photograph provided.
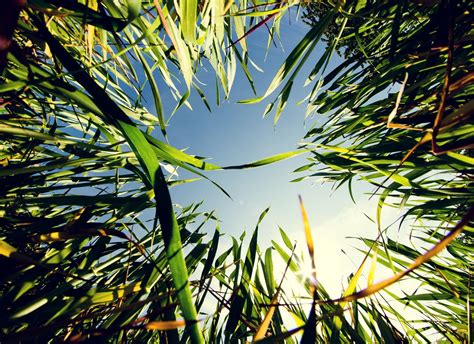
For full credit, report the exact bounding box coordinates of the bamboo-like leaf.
[134,47,167,136]
[224,150,307,169]
[239,12,333,104]
[298,196,317,290]
[154,1,194,88]
[367,248,378,287]
[232,4,247,53]
[179,0,198,42]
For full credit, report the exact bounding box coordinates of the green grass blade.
[179,0,198,42]
[239,12,333,104]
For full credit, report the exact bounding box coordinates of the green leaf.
[179,0,198,42]
[224,150,307,169]
[239,12,333,104]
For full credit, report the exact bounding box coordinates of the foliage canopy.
[0,0,472,342]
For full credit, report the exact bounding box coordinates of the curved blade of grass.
[232,4,248,53]
[134,47,166,136]
[224,149,307,169]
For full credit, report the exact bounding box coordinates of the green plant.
[1,0,472,342]
[274,0,473,341]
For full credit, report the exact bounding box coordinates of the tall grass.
[0,0,472,342]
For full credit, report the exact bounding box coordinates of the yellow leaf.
[299,196,314,259]
[299,196,317,291]
[0,239,17,257]
[367,249,378,287]
[145,319,187,330]
[254,293,278,341]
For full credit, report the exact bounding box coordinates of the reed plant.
[0,0,472,342]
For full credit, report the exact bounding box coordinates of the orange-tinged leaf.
[254,294,278,341]
[144,319,187,330]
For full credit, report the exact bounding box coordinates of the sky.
[147,15,402,297]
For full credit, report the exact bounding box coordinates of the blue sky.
[147,16,399,295]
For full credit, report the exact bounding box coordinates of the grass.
[0,0,472,342]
